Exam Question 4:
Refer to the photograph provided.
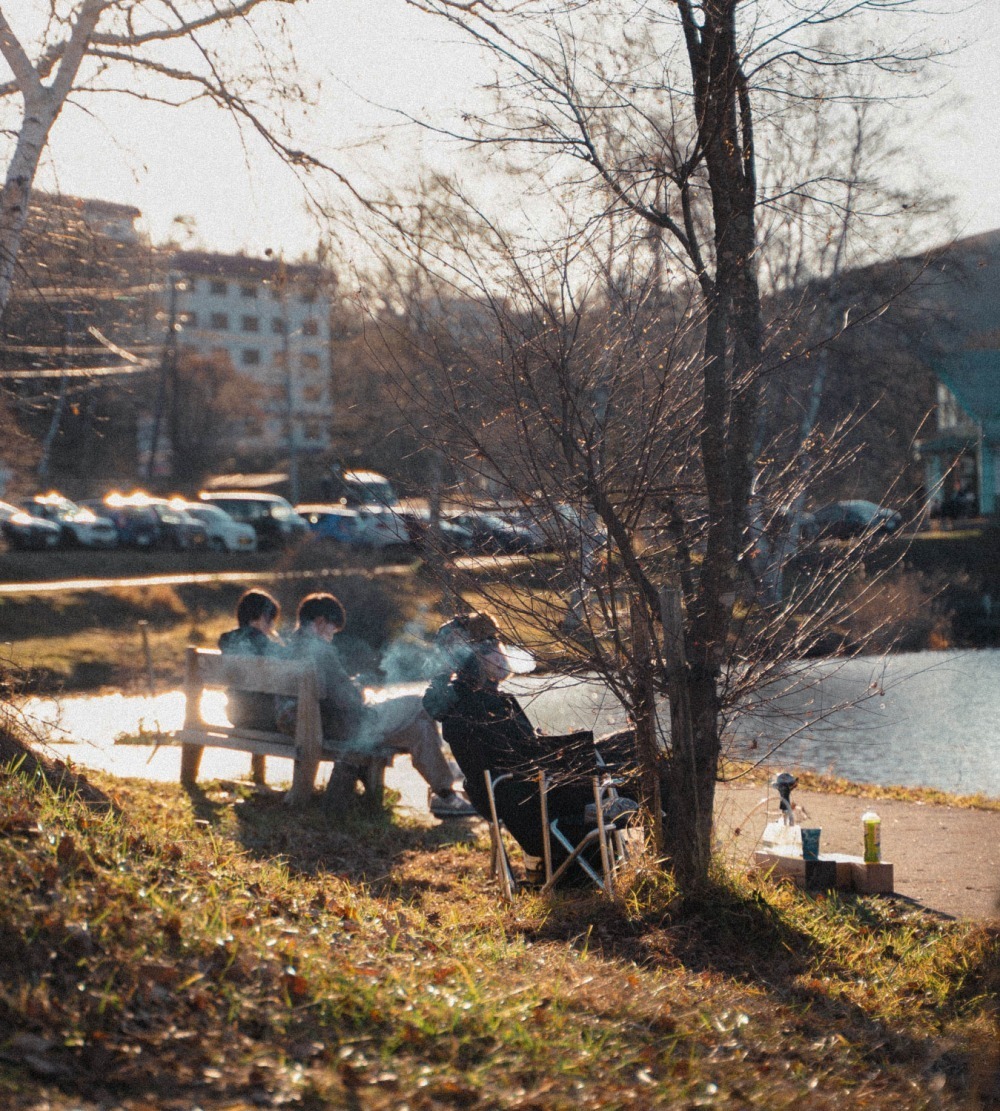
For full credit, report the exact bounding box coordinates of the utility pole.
[37,309,73,480]
[278,257,300,504]
[147,271,179,482]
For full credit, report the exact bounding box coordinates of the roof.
[202,472,287,490]
[171,251,327,286]
[933,350,1000,440]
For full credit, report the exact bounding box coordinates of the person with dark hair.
[284,592,475,816]
[218,588,284,730]
[424,612,638,869]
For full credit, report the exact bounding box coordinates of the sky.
[16,0,1000,260]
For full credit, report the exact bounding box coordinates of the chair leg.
[484,770,517,900]
[361,758,388,811]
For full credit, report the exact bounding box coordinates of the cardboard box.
[850,861,894,894]
[752,850,893,895]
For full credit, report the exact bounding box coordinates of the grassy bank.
[0,557,439,694]
[0,739,997,1109]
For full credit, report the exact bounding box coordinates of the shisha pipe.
[772,771,799,825]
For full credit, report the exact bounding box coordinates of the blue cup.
[800,827,821,861]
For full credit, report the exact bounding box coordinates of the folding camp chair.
[539,771,639,896]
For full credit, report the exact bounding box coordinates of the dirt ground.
[714,783,1000,922]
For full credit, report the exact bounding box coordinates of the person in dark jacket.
[218,588,285,731]
[423,612,637,865]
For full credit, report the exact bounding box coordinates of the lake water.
[14,649,1000,800]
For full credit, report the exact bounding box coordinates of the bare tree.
[387,0,940,889]
[0,0,307,319]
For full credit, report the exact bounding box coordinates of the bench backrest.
[185,647,317,697]
[183,647,322,759]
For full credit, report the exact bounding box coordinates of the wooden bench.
[175,647,388,808]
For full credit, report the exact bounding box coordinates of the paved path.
[41,735,999,921]
[715,783,1000,922]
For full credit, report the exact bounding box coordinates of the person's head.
[296,592,347,641]
[437,611,511,686]
[236,589,280,632]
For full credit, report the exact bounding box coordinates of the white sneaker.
[429,789,477,818]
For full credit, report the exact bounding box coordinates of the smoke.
[375,612,536,687]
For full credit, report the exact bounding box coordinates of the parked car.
[327,469,400,509]
[145,499,208,550]
[82,497,161,550]
[398,508,474,554]
[297,504,411,550]
[20,493,118,549]
[198,491,310,550]
[298,504,363,545]
[0,499,61,550]
[182,502,258,552]
[812,500,903,540]
[443,508,543,554]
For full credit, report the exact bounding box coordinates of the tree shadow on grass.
[185,777,482,894]
[525,873,1000,1108]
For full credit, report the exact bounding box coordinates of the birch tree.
[0,0,303,318]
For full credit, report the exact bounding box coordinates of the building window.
[209,312,229,330]
[241,315,260,332]
[303,318,319,336]
[240,283,258,298]
[241,348,261,366]
[210,279,228,296]
[303,384,324,404]
[301,351,321,371]
[271,316,285,334]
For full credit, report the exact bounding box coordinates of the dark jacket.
[423,672,621,859]
[218,625,283,731]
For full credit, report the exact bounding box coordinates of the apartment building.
[169,251,334,456]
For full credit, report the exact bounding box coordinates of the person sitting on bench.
[218,588,285,731]
[423,612,639,866]
[283,592,475,816]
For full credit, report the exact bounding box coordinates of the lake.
[16,649,1000,800]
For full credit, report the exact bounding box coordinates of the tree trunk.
[0,93,56,317]
[659,664,720,890]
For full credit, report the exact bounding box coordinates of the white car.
[183,502,258,552]
[22,493,118,549]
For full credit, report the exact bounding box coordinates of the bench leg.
[362,758,388,812]
[250,753,267,785]
[284,756,319,806]
[180,742,204,787]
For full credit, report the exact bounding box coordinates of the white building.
[168,251,334,456]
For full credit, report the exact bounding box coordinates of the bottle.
[862,811,881,863]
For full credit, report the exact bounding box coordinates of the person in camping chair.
[423,612,639,870]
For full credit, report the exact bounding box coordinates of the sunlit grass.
[0,752,996,1110]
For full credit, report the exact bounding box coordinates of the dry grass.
[0,740,997,1110]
